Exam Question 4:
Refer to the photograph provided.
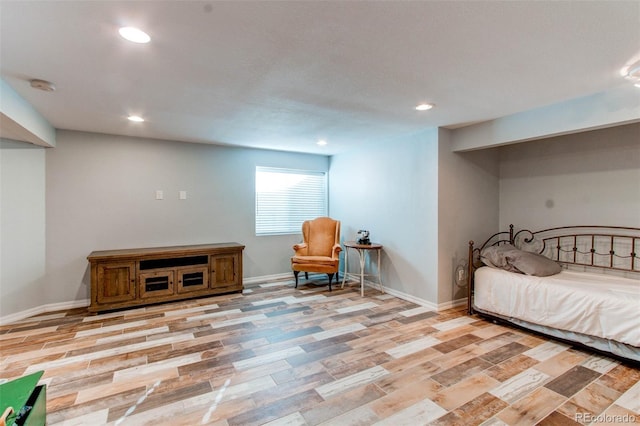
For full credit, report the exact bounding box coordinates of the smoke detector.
[30,79,56,92]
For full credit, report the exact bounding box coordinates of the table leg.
[377,248,384,293]
[341,247,349,288]
[358,248,366,297]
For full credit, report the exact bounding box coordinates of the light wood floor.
[1,277,638,426]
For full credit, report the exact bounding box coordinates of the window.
[255,167,327,235]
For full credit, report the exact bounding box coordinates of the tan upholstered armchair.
[291,217,341,291]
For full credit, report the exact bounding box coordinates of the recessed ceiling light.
[119,27,150,44]
[317,139,327,146]
[128,115,145,122]
[415,103,434,111]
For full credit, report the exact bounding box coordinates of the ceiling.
[1,1,639,155]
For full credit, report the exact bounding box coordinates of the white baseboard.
[368,281,467,312]
[0,276,468,324]
[437,297,468,311]
[249,275,468,312]
[243,273,292,287]
[377,285,438,311]
[0,299,89,326]
[245,272,339,288]
[0,273,298,324]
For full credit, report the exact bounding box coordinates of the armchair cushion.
[291,255,338,266]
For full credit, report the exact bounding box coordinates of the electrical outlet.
[155,190,164,200]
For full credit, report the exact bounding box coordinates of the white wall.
[451,85,640,152]
[0,78,56,147]
[330,129,440,304]
[437,129,499,304]
[499,123,640,230]
[0,139,47,316]
[329,128,501,308]
[5,122,634,318]
[44,130,329,306]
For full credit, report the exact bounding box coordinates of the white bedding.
[473,267,640,347]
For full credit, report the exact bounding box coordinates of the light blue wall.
[451,85,640,152]
[438,129,499,304]
[4,120,635,318]
[329,128,501,307]
[329,129,440,303]
[0,78,56,147]
[499,123,640,230]
[44,130,329,306]
[0,139,46,317]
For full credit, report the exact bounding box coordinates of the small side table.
[341,241,384,296]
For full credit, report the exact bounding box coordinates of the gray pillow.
[480,245,520,273]
[505,249,562,276]
[481,244,561,277]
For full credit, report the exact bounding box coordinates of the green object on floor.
[0,371,46,426]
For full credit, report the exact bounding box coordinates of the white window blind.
[255,167,327,235]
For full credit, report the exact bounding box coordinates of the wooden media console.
[87,243,244,313]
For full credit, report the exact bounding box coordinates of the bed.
[467,225,640,364]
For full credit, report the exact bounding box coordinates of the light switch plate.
[155,190,164,200]
[179,190,187,200]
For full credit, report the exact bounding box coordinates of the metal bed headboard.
[513,225,640,273]
[467,224,640,314]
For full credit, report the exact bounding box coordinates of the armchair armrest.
[293,242,308,255]
[331,243,342,259]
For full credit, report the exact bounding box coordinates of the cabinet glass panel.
[177,267,209,293]
[139,271,174,298]
[145,276,170,292]
[183,272,204,286]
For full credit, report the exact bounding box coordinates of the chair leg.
[305,272,309,280]
[294,271,299,288]
[327,273,333,292]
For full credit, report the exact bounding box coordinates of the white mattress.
[473,267,640,347]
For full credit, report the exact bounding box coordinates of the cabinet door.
[139,270,175,299]
[177,266,209,294]
[96,262,136,304]
[210,254,240,289]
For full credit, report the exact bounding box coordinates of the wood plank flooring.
[1,277,639,425]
